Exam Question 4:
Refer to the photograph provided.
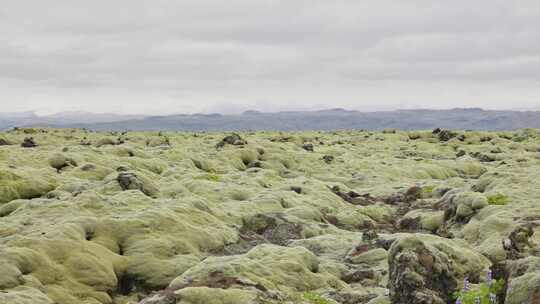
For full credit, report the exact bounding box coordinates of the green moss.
[0,286,54,304]
[487,194,509,205]
[303,292,336,304]
[422,185,436,194]
[176,287,259,304]
[194,173,221,182]
[170,245,341,294]
[421,212,444,231]
[414,164,458,180]
[0,169,56,204]
[359,205,394,222]
[0,128,539,304]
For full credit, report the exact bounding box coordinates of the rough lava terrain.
[0,128,539,304]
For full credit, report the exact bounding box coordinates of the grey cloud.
[0,0,539,113]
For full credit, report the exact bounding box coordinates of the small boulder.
[48,153,74,172]
[322,155,334,163]
[216,133,247,148]
[470,151,497,162]
[302,143,314,152]
[290,186,302,194]
[437,129,457,142]
[117,171,158,197]
[440,191,488,224]
[456,149,466,158]
[21,137,37,148]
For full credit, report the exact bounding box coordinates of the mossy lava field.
[1,128,539,304]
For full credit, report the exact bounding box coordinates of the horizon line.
[2,106,540,117]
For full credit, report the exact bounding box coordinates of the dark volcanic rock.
[116,171,158,197]
[290,186,302,194]
[322,155,334,163]
[437,129,457,142]
[503,224,535,260]
[504,257,540,304]
[330,186,375,206]
[240,213,303,246]
[470,151,496,162]
[216,133,247,148]
[302,143,314,152]
[21,137,37,148]
[388,236,457,304]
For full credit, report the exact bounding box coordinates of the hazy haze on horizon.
[1,0,540,115]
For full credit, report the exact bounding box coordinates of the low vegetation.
[0,127,539,304]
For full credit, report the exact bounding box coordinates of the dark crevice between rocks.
[491,262,509,304]
[290,186,302,194]
[113,272,155,300]
[118,241,125,256]
[115,273,137,296]
[85,230,94,241]
[330,184,421,210]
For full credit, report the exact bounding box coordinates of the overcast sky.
[1,0,540,114]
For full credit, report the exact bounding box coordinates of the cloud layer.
[1,0,539,114]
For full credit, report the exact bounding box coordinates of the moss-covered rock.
[0,128,539,304]
[0,169,56,204]
[388,234,490,304]
[505,257,540,304]
[170,244,343,294]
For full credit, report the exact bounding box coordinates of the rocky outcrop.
[503,224,535,260]
[388,234,490,304]
[438,191,488,225]
[505,257,540,304]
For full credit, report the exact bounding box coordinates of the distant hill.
[3,108,540,131]
[0,111,145,131]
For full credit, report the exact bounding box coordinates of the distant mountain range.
[0,111,146,130]
[1,108,540,131]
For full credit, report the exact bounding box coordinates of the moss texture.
[0,128,539,303]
